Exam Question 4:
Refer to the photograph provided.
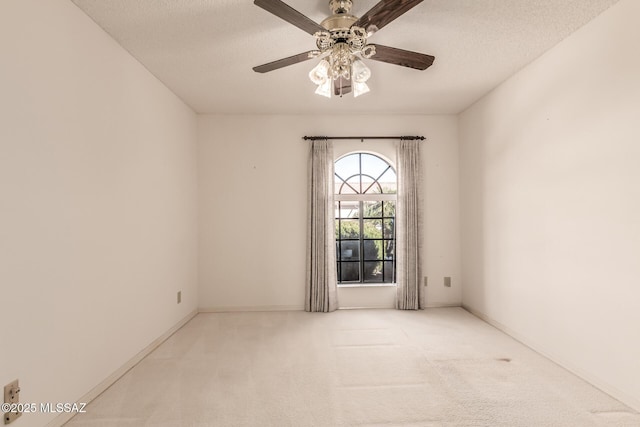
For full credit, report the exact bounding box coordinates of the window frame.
[334,153,397,286]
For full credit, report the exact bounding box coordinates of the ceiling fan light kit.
[253,0,435,99]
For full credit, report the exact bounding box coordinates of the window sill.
[337,283,397,288]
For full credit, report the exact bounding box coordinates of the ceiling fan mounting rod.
[329,0,353,14]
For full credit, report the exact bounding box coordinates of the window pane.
[383,218,395,239]
[340,262,360,282]
[339,178,359,194]
[383,261,395,282]
[363,261,383,282]
[362,219,382,238]
[383,201,396,218]
[335,155,360,182]
[360,174,374,194]
[363,201,382,218]
[384,240,395,260]
[379,169,397,194]
[362,177,383,194]
[339,219,359,238]
[345,176,361,194]
[361,154,389,179]
[337,201,359,218]
[340,241,360,260]
[363,240,382,260]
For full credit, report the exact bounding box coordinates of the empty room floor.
[65,308,639,426]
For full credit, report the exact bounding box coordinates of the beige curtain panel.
[305,140,338,312]
[396,139,423,310]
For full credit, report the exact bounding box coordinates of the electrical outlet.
[177,291,181,304]
[423,276,428,287]
[444,277,452,287]
[4,379,22,424]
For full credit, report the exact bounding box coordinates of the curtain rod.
[303,136,425,141]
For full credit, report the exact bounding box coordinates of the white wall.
[0,1,198,426]
[198,114,460,311]
[459,0,640,410]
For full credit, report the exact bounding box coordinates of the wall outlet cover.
[5,410,22,424]
[4,380,22,424]
[3,380,19,404]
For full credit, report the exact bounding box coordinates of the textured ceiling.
[71,0,619,114]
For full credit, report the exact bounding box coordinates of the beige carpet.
[65,308,640,426]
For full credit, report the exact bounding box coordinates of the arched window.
[334,153,397,284]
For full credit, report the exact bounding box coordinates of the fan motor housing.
[323,0,357,30]
[321,14,357,31]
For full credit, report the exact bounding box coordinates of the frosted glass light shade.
[315,78,332,98]
[309,60,330,85]
[353,81,370,97]
[352,59,371,83]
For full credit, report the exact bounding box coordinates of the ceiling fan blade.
[334,77,352,96]
[368,44,434,70]
[254,0,325,35]
[353,0,423,35]
[253,51,317,73]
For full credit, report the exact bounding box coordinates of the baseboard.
[462,304,640,412]
[425,302,462,308]
[198,305,304,313]
[337,303,461,310]
[46,309,198,427]
[198,304,462,312]
[338,305,393,310]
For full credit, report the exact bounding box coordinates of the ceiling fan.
[253,0,435,98]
